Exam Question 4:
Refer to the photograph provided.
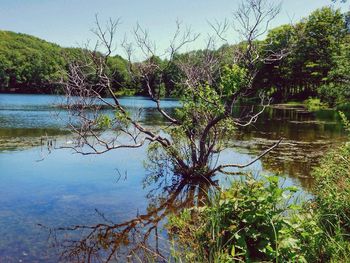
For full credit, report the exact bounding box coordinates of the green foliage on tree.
[318,35,350,106]
[254,24,296,99]
[106,55,134,96]
[255,7,348,103]
[0,30,132,95]
[0,30,65,92]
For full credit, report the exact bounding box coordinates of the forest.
[0,6,349,107]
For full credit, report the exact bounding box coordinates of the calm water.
[0,94,347,262]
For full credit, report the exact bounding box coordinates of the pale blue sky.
[0,0,347,55]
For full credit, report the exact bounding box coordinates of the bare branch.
[208,18,230,42]
[216,138,283,172]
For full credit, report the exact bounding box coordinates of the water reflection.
[49,172,216,262]
[0,94,349,261]
[0,128,69,151]
[233,105,347,189]
[0,94,177,151]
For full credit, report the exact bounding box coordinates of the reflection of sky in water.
[0,94,180,109]
[0,144,150,262]
[0,140,279,261]
[0,94,180,129]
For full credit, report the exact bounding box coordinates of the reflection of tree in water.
[260,154,315,190]
[45,0,287,260]
[48,165,217,262]
[232,105,347,190]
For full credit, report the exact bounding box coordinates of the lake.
[0,94,347,262]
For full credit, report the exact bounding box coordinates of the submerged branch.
[215,138,283,173]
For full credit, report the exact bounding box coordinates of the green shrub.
[318,83,350,107]
[304,98,329,111]
[167,176,322,262]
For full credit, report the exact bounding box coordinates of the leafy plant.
[167,176,322,262]
[304,98,329,111]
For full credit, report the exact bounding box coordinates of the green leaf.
[231,245,235,257]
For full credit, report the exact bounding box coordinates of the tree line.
[0,6,349,106]
[0,30,129,94]
[255,7,350,106]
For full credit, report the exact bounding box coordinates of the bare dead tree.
[52,0,291,261]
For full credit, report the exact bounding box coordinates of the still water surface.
[0,94,347,262]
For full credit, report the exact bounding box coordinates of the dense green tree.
[299,7,345,86]
[0,30,131,94]
[318,35,350,105]
[254,24,296,100]
[0,31,65,92]
[254,7,348,103]
[106,55,133,95]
